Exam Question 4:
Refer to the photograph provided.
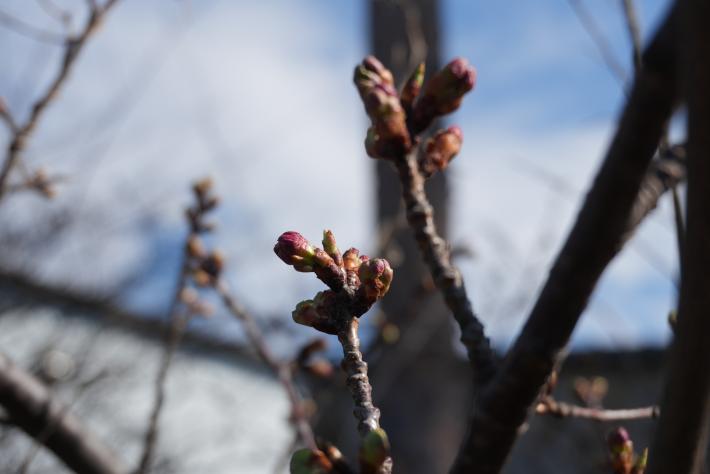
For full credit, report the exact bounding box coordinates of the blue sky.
[0,0,679,352]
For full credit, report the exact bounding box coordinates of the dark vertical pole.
[367,2,471,473]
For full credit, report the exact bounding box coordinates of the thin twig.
[0,0,121,202]
[0,8,65,44]
[214,279,317,451]
[536,397,659,422]
[567,0,628,86]
[621,0,644,71]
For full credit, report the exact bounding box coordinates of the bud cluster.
[354,56,476,172]
[275,230,393,334]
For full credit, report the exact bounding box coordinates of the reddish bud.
[412,57,476,133]
[354,56,412,159]
[419,126,463,177]
[186,236,206,259]
[274,231,316,271]
[200,250,224,278]
[356,258,393,309]
[292,291,339,335]
[608,427,634,474]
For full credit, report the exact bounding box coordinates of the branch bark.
[451,4,681,472]
[0,352,125,474]
[647,0,710,471]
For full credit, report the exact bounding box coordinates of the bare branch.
[0,8,65,44]
[393,152,497,385]
[567,0,628,86]
[621,0,644,71]
[0,352,125,474]
[536,397,659,422]
[648,0,710,471]
[451,5,681,472]
[0,0,121,202]
[214,279,317,451]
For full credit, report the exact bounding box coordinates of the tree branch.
[647,0,710,471]
[0,0,121,201]
[0,352,125,474]
[536,396,659,422]
[394,152,497,386]
[451,4,681,472]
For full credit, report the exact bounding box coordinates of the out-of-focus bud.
[400,62,425,112]
[186,236,206,259]
[192,178,213,198]
[419,126,463,177]
[292,291,339,335]
[322,229,343,267]
[608,427,634,474]
[305,359,334,378]
[359,428,390,474]
[274,231,317,272]
[192,269,212,287]
[357,258,393,308]
[343,248,363,272]
[633,447,648,474]
[200,250,224,279]
[411,57,476,133]
[354,56,411,159]
[290,448,333,474]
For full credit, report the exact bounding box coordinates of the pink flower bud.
[354,56,412,159]
[419,126,463,177]
[411,58,476,133]
[357,258,393,307]
[274,231,316,271]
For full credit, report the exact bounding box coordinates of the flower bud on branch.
[290,448,334,474]
[354,56,411,160]
[419,126,463,177]
[359,428,391,474]
[411,57,476,134]
[400,62,425,113]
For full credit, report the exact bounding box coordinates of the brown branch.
[451,4,681,473]
[0,352,125,474]
[18,369,111,474]
[337,318,381,436]
[394,152,497,385]
[536,397,659,422]
[0,0,121,202]
[648,0,710,471]
[214,279,317,452]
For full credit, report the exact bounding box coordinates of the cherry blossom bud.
[274,231,316,272]
[412,57,476,133]
[322,229,343,267]
[292,291,339,335]
[290,448,333,474]
[186,236,206,259]
[400,62,425,112]
[419,126,463,177]
[200,250,224,278]
[608,427,634,474]
[354,56,411,159]
[357,258,393,307]
[359,428,390,473]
